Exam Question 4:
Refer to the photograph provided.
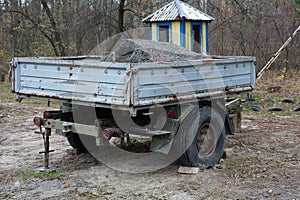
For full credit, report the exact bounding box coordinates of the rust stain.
[203,60,214,65]
[51,121,56,128]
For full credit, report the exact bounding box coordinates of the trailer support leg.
[44,128,50,169]
[39,128,56,172]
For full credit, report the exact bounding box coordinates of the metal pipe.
[257,25,300,81]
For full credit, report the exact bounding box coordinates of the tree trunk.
[118,0,125,33]
[40,0,66,56]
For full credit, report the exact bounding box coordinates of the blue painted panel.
[21,77,126,97]
[13,56,256,110]
[149,23,152,40]
[206,22,209,54]
[13,57,131,106]
[20,64,127,83]
[133,59,256,105]
[180,20,186,48]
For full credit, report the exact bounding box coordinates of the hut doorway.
[192,25,201,53]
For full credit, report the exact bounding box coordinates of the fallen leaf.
[92,192,100,197]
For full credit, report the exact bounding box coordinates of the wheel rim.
[196,122,217,157]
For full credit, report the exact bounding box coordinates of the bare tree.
[40,0,65,56]
[0,0,299,72]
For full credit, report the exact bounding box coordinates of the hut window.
[159,25,170,42]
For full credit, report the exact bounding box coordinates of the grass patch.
[224,158,246,167]
[0,82,15,103]
[23,99,49,106]
[0,82,59,107]
[239,93,299,116]
[262,133,272,140]
[22,171,60,181]
[241,105,256,114]
[242,105,298,116]
[0,105,12,114]
[224,156,264,181]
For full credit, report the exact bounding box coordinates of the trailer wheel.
[180,106,226,169]
[67,133,95,153]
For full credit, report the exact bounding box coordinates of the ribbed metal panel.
[13,56,256,111]
[143,0,214,23]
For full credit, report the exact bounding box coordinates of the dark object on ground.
[293,106,300,112]
[264,98,276,102]
[67,133,99,153]
[267,86,281,93]
[0,138,8,144]
[268,107,284,112]
[92,39,208,63]
[281,98,295,104]
[67,133,88,153]
[250,105,263,112]
[246,94,255,103]
[0,115,7,119]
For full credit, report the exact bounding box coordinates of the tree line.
[0,0,299,77]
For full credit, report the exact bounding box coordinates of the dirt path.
[0,101,299,199]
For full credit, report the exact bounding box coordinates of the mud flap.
[150,105,194,154]
[150,135,174,154]
[150,118,180,154]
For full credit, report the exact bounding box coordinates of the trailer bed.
[11,55,255,115]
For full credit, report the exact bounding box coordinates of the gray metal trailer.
[11,41,256,171]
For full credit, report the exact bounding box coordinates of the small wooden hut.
[142,0,214,54]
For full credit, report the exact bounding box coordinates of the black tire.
[67,133,87,152]
[250,105,263,112]
[180,106,226,169]
[268,107,284,112]
[67,133,97,153]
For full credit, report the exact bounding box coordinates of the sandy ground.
[0,102,299,199]
[0,70,299,199]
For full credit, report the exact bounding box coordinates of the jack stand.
[38,128,56,172]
